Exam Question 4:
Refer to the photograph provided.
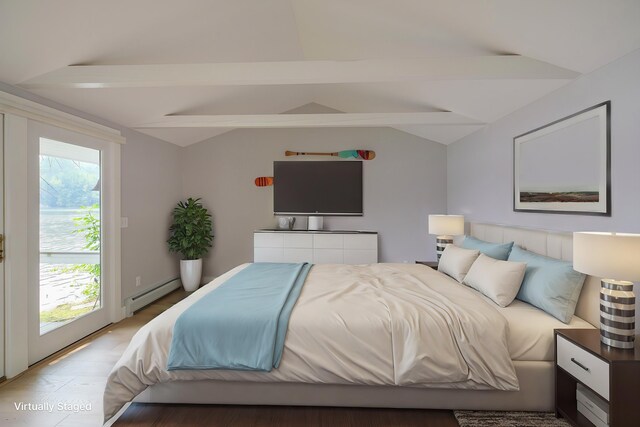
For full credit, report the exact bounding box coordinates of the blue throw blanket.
[167,262,312,371]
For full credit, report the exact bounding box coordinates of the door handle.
[0,234,4,262]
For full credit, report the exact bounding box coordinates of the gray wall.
[447,48,640,311]
[447,49,640,232]
[120,129,182,303]
[182,104,447,277]
[0,82,182,304]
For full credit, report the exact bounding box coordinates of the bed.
[104,223,600,421]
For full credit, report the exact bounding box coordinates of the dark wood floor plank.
[114,404,459,427]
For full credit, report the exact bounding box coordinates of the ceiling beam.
[20,56,578,89]
[133,112,483,129]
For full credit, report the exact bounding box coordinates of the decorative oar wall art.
[254,149,376,187]
[254,176,274,187]
[285,149,376,160]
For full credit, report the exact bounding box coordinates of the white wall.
[0,82,182,304]
[182,104,447,277]
[447,48,640,312]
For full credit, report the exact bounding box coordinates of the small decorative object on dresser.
[555,329,640,427]
[277,216,295,230]
[428,214,464,260]
[307,216,323,231]
[573,232,640,349]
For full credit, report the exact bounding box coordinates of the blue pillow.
[462,236,514,261]
[508,246,586,323]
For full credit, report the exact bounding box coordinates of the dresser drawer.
[313,248,343,264]
[557,335,610,400]
[254,232,284,248]
[254,231,378,265]
[313,234,344,249]
[283,233,313,248]
[283,248,313,263]
[254,247,284,263]
[344,234,377,250]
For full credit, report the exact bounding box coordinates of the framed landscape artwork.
[514,101,611,216]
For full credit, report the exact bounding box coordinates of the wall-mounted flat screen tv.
[273,161,363,216]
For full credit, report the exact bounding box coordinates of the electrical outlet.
[135,276,141,287]
[120,217,129,228]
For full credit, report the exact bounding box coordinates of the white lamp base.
[436,235,453,260]
[600,279,635,349]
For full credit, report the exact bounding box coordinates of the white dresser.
[254,230,378,264]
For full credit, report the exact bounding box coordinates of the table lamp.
[428,215,464,260]
[573,232,640,349]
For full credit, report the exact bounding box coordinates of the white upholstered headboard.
[464,223,600,328]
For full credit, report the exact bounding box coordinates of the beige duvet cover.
[104,263,519,419]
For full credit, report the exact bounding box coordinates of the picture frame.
[513,101,611,216]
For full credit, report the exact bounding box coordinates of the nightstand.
[415,261,438,269]
[555,329,640,427]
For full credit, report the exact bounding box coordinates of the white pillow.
[463,254,527,307]
[438,245,480,283]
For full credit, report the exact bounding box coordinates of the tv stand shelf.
[254,230,378,264]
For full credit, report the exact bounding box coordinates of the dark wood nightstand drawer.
[555,329,640,427]
[557,335,610,400]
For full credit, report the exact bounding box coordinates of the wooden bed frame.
[132,223,600,412]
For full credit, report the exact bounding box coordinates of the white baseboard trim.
[124,278,181,317]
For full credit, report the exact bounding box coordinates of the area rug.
[454,411,571,427]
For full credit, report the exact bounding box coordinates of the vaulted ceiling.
[1,0,640,146]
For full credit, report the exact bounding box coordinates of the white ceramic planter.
[180,259,202,291]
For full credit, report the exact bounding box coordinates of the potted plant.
[167,197,214,291]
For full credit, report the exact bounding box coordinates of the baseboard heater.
[125,278,181,317]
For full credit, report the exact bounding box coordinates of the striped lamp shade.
[573,232,640,349]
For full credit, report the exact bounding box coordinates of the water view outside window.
[40,138,101,334]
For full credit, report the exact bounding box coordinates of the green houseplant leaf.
[167,197,214,260]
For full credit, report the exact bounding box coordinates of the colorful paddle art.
[254,177,274,187]
[254,149,376,187]
[285,149,376,160]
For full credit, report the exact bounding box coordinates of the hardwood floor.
[0,290,188,426]
[0,289,459,427]
[116,404,458,427]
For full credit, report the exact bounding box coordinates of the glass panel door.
[28,121,112,364]
[39,138,101,334]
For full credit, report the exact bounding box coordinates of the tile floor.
[0,290,188,426]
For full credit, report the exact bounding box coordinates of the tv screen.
[273,161,363,215]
